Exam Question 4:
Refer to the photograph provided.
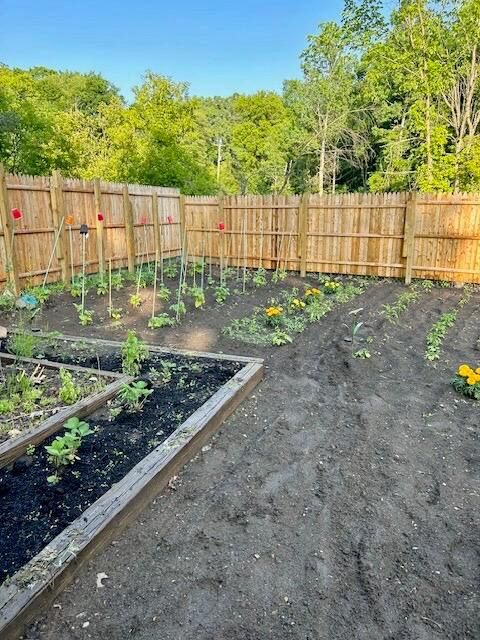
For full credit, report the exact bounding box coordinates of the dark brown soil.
[5,276,480,640]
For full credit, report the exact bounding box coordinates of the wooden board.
[0,356,263,640]
[0,353,131,468]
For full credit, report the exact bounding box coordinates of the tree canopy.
[1,0,478,194]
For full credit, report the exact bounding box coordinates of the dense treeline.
[0,0,479,194]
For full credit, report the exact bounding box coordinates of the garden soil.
[13,279,480,640]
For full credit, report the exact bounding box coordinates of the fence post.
[123,184,135,274]
[49,170,68,284]
[151,193,161,260]
[0,164,20,294]
[93,178,105,277]
[403,192,417,285]
[298,192,309,277]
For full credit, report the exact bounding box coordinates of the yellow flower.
[305,287,321,297]
[265,306,283,317]
[466,376,477,385]
[476,368,480,375]
[291,298,306,309]
[458,364,473,377]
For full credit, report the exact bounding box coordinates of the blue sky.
[0,0,344,100]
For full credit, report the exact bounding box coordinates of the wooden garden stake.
[218,222,225,285]
[142,220,150,266]
[175,226,188,322]
[242,215,247,293]
[283,228,293,272]
[258,217,264,269]
[200,239,205,291]
[108,258,112,316]
[159,218,165,285]
[151,250,159,320]
[66,216,74,285]
[79,224,89,314]
[237,218,243,281]
[208,219,213,279]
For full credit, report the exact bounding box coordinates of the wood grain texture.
[1,169,479,286]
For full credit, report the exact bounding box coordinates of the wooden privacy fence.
[1,168,480,293]
[184,192,480,284]
[0,167,181,292]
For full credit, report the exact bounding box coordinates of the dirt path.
[20,282,480,640]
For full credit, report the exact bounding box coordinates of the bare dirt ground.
[10,278,480,640]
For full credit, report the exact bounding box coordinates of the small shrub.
[45,417,93,484]
[73,304,94,326]
[129,293,142,308]
[108,306,123,320]
[170,300,186,317]
[58,368,79,405]
[164,262,178,279]
[7,331,39,358]
[188,286,206,308]
[157,285,171,301]
[253,268,267,287]
[425,309,457,361]
[381,288,419,322]
[271,269,287,283]
[118,380,153,411]
[323,280,341,294]
[214,285,230,304]
[121,330,149,376]
[271,330,292,346]
[148,314,176,329]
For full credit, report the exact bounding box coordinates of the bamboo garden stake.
[108,257,112,315]
[79,224,88,314]
[174,225,188,321]
[151,250,159,320]
[66,216,74,285]
[242,216,247,293]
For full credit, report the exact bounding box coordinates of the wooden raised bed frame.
[0,335,264,640]
[0,352,131,469]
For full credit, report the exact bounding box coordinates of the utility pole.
[216,136,223,185]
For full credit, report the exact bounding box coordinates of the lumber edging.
[25,330,264,364]
[0,359,264,640]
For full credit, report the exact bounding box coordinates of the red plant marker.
[218,222,225,232]
[11,208,22,220]
[166,215,174,224]
[97,212,104,222]
[66,215,74,225]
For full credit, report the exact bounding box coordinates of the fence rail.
[1,167,479,293]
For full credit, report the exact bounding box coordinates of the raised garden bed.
[0,334,263,640]
[0,353,129,467]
